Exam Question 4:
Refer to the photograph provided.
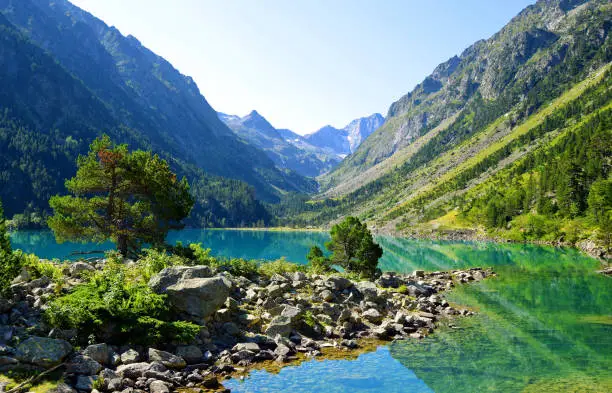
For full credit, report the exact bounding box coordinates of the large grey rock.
[116,362,152,379]
[150,268,231,321]
[75,375,97,391]
[67,354,103,375]
[148,266,213,292]
[265,316,292,338]
[149,380,170,393]
[175,345,203,364]
[354,281,378,298]
[362,308,383,323]
[326,276,353,291]
[120,349,140,364]
[82,343,111,365]
[69,262,95,277]
[15,337,72,367]
[148,348,186,369]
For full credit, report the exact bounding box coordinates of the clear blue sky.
[71,0,535,134]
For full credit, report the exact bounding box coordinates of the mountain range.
[218,110,340,177]
[219,111,384,177]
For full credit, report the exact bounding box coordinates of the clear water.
[10,230,612,392]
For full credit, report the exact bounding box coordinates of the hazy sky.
[70,0,534,134]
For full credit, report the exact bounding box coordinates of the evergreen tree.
[0,201,22,295]
[325,216,383,278]
[48,136,194,257]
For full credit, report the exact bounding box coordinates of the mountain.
[304,113,384,157]
[0,0,316,226]
[280,0,611,247]
[218,110,341,177]
[319,0,610,194]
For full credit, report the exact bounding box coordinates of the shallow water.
[10,230,612,392]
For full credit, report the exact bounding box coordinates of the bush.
[44,259,197,345]
[306,246,334,274]
[138,249,185,281]
[216,258,258,277]
[0,201,23,295]
[259,257,302,277]
[23,255,64,284]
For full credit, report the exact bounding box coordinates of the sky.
[70,0,535,135]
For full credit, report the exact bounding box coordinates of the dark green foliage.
[587,178,612,247]
[325,217,383,278]
[306,245,333,273]
[48,136,194,257]
[44,259,199,345]
[0,201,22,295]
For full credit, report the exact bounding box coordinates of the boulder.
[67,354,103,375]
[232,342,260,352]
[326,276,352,291]
[15,337,72,368]
[48,383,77,393]
[148,266,213,292]
[68,262,95,277]
[148,348,186,369]
[120,349,140,364]
[116,362,152,379]
[265,316,292,338]
[149,380,170,393]
[354,281,378,298]
[75,375,97,391]
[151,273,231,321]
[175,345,203,364]
[82,343,111,365]
[362,308,383,323]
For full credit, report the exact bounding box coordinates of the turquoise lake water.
[10,230,612,392]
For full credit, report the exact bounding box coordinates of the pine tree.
[48,136,194,257]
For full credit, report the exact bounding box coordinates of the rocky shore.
[0,259,494,393]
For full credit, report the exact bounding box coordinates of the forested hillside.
[0,0,316,227]
[276,0,611,250]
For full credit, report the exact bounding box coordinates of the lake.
[9,230,612,392]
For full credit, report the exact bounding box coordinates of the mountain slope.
[320,0,609,192]
[219,110,340,177]
[305,113,384,157]
[277,0,611,248]
[0,0,315,204]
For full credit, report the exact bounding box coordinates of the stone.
[326,276,352,291]
[148,266,213,292]
[148,348,186,369]
[152,275,231,321]
[266,284,283,297]
[354,281,378,298]
[82,343,111,365]
[120,349,140,364]
[223,322,241,336]
[116,362,152,379]
[68,262,95,277]
[274,343,292,358]
[15,336,72,367]
[75,375,97,391]
[265,316,292,338]
[67,354,103,375]
[175,345,203,364]
[319,290,335,302]
[149,380,170,393]
[232,342,260,352]
[413,270,425,278]
[362,308,383,323]
[280,305,301,319]
[230,350,255,363]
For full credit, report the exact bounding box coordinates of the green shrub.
[396,285,408,294]
[306,246,334,274]
[44,260,197,345]
[259,257,301,277]
[216,258,258,277]
[0,201,23,295]
[189,243,216,265]
[23,255,64,284]
[138,249,185,281]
